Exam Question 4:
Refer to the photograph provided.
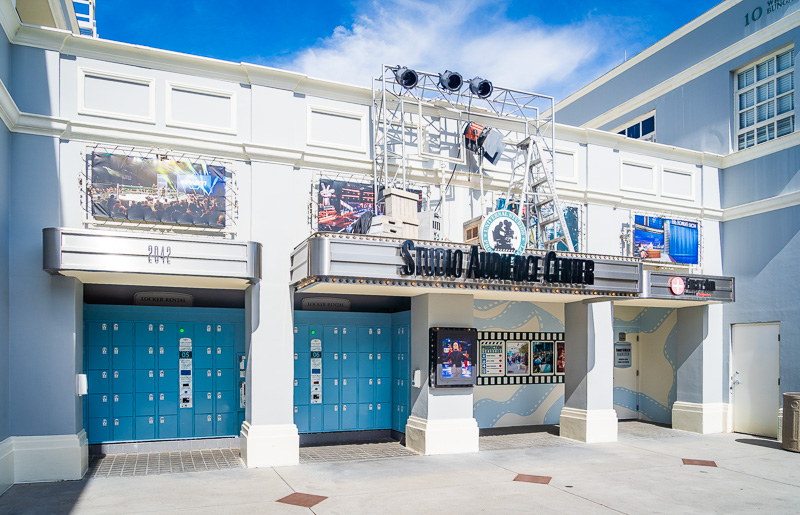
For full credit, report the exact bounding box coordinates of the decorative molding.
[620,159,657,196]
[723,189,800,221]
[575,10,800,132]
[661,168,696,202]
[306,105,367,154]
[672,401,726,434]
[77,67,156,124]
[0,0,21,41]
[722,131,800,168]
[10,430,88,483]
[165,81,237,135]
[0,436,12,496]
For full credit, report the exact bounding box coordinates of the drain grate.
[88,448,243,478]
[299,441,417,464]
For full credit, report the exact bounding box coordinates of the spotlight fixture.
[393,66,419,89]
[438,70,463,91]
[469,77,493,98]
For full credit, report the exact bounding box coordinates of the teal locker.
[112,393,133,416]
[215,413,236,436]
[112,370,134,393]
[294,324,308,351]
[358,327,374,352]
[86,344,109,370]
[158,369,178,392]
[158,392,178,415]
[358,352,374,377]
[179,410,193,438]
[323,326,340,352]
[294,378,309,405]
[323,405,339,431]
[322,352,338,379]
[86,322,109,348]
[340,403,357,429]
[112,417,133,441]
[194,413,214,437]
[135,416,156,440]
[375,378,391,403]
[375,327,391,352]
[216,390,235,413]
[112,345,134,370]
[294,352,310,379]
[158,415,177,439]
[88,394,110,418]
[322,378,339,404]
[87,370,109,392]
[214,346,234,368]
[375,403,391,428]
[194,343,213,369]
[134,393,155,416]
[134,344,155,370]
[375,352,391,376]
[88,418,110,443]
[134,322,156,366]
[194,368,213,391]
[294,405,309,433]
[341,352,357,377]
[341,377,357,403]
[216,323,235,347]
[214,368,234,390]
[309,405,323,432]
[112,322,134,347]
[358,403,374,429]
[135,369,155,392]
[341,326,357,352]
[195,391,213,413]
[358,377,374,403]
[158,345,178,367]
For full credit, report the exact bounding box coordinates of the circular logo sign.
[479,210,528,255]
[669,276,686,295]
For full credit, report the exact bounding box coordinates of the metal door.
[613,341,640,420]
[732,323,780,437]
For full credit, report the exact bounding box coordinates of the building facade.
[0,0,759,494]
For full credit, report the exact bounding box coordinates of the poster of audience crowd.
[90,153,227,228]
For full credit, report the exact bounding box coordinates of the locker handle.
[101,371,107,379]
[114,371,119,379]
[149,394,153,401]
[217,370,222,377]
[369,353,373,360]
[114,419,119,425]
[149,417,154,424]
[160,417,165,423]
[207,370,212,377]
[369,404,373,410]
[148,347,153,355]
[160,393,165,400]
[218,414,222,421]
[334,379,338,386]
[102,395,107,402]
[207,393,212,399]
[377,353,381,360]
[334,353,338,360]
[294,407,298,413]
[102,347,107,355]
[149,370,154,378]
[294,380,298,386]
[343,379,347,385]
[159,370,164,378]
[102,419,107,426]
[218,392,222,399]
[343,405,347,411]
[369,379,373,385]
[343,353,347,360]
[217,347,222,355]
[334,405,338,411]
[207,415,212,422]
[207,348,212,355]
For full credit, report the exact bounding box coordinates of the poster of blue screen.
[634,215,699,264]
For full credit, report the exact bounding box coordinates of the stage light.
[469,77,493,98]
[438,70,463,91]
[393,66,419,89]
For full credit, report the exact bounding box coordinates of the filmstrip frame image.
[476,332,565,385]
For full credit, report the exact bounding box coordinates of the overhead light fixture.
[438,70,463,92]
[469,77,493,98]
[393,66,419,89]
[463,121,506,165]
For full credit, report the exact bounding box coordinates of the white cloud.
[278,0,626,100]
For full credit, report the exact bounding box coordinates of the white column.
[560,301,618,443]
[405,293,479,455]
[672,304,725,433]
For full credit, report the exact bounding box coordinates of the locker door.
[398,404,409,431]
[194,413,214,437]
[194,324,214,369]
[111,345,134,371]
[375,402,391,429]
[88,394,110,418]
[323,404,339,431]
[158,392,178,415]
[358,377,374,403]
[214,368,234,391]
[294,378,310,405]
[112,322,134,348]
[294,405,309,433]
[134,322,156,369]
[135,416,156,440]
[194,368,213,391]
[341,377,357,403]
[135,393,156,416]
[88,417,110,444]
[215,413,236,436]
[86,321,109,350]
[375,351,391,377]
[112,417,133,441]
[358,403,374,429]
[158,415,178,439]
[322,378,339,404]
[135,369,155,392]
[158,369,178,392]
[87,370,109,394]
[215,390,235,414]
[195,391,213,414]
[158,323,179,363]
[179,410,193,438]
[216,323,235,348]
[358,327,375,377]
[309,404,323,432]
[112,370,134,394]
[294,352,310,379]
[341,352,357,377]
[375,327,390,353]
[340,403,357,430]
[323,326,341,353]
[86,343,110,371]
[322,352,339,379]
[214,345,234,369]
[112,393,133,417]
[341,326,357,352]
[375,377,391,403]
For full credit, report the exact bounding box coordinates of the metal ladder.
[505,136,575,252]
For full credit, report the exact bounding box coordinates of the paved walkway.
[2,422,799,514]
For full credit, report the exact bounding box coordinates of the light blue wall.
[721,204,800,398]
[721,146,800,207]
[0,118,9,442]
[9,45,59,117]
[557,2,800,155]
[8,132,82,436]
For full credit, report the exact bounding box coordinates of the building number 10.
[744,6,762,26]
[147,245,172,264]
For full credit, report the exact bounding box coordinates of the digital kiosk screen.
[430,327,477,387]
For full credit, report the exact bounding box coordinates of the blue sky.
[96,0,723,100]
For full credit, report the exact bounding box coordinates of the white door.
[613,341,639,420]
[732,323,780,437]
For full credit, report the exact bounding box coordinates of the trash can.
[782,393,800,452]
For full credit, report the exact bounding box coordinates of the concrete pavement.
[1,422,798,514]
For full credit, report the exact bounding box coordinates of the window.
[617,114,656,142]
[736,48,795,150]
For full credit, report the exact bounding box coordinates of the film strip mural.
[477,331,565,386]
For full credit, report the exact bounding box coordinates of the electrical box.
[310,338,322,404]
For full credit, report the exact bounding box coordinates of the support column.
[672,305,725,433]
[406,293,479,455]
[560,301,618,443]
